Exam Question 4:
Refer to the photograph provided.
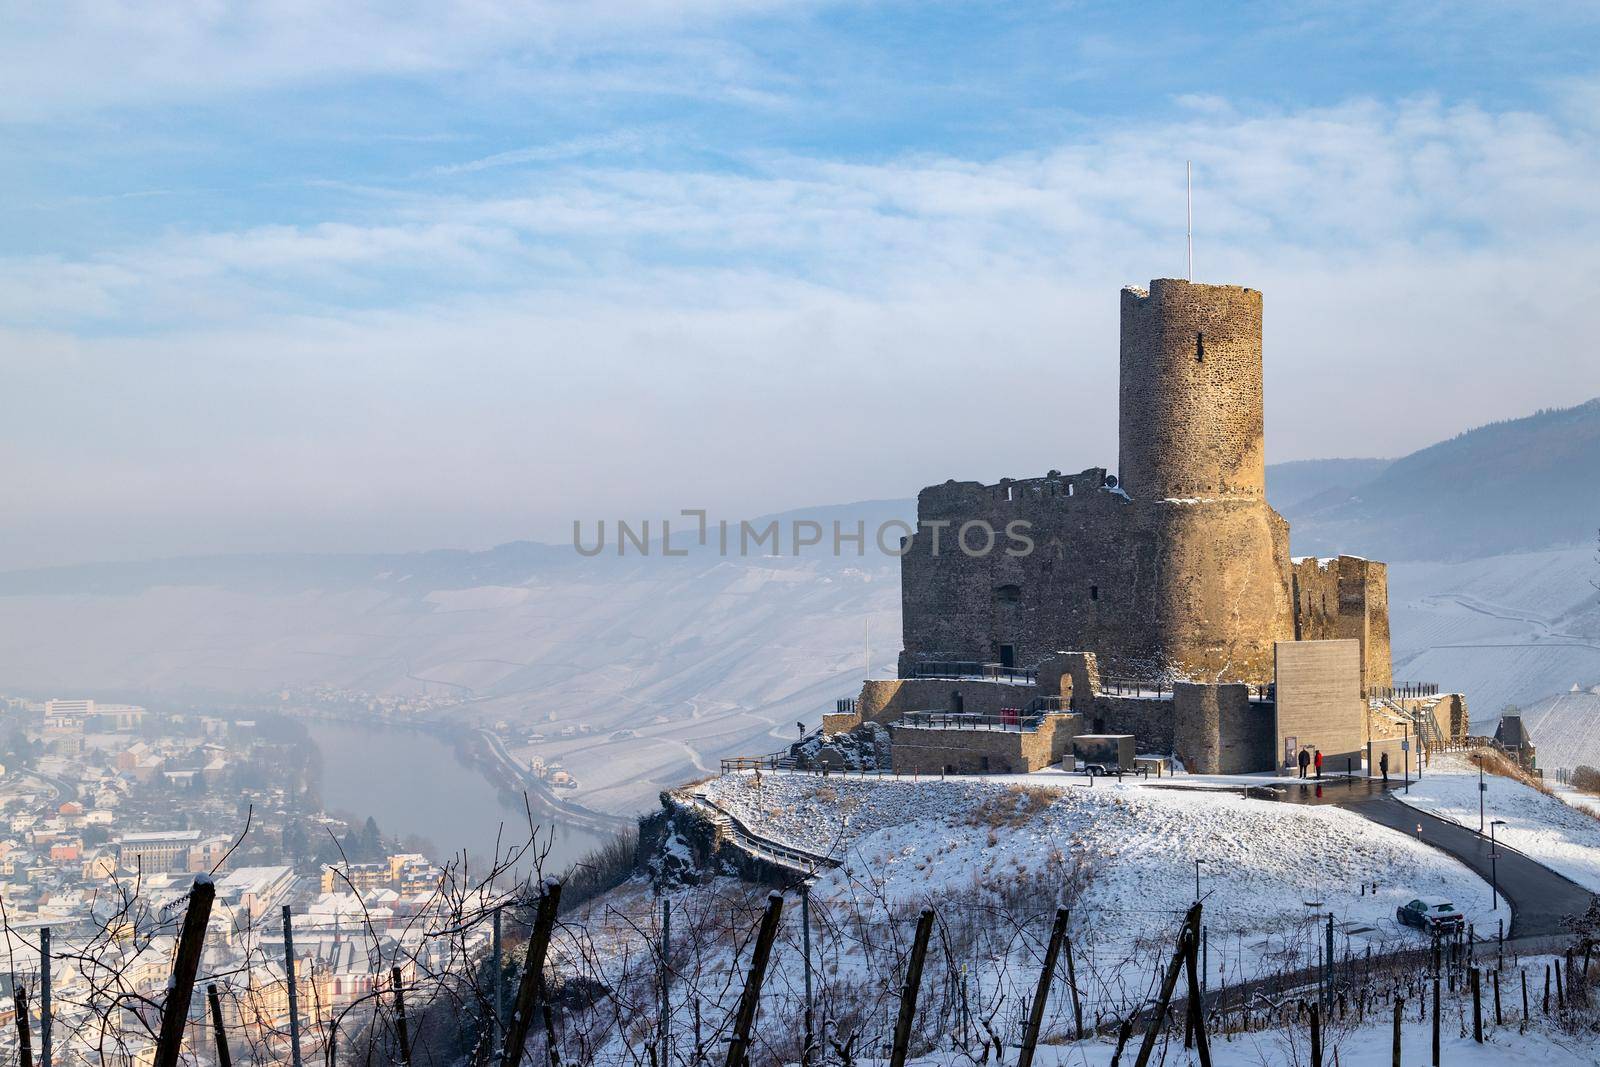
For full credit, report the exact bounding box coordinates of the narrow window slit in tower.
[1195,331,1205,363]
[1090,584,1100,602]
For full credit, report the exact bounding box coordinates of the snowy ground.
[1386,546,1600,728]
[1522,686,1600,776]
[1394,754,1600,893]
[698,770,1498,987]
[1554,782,1600,820]
[885,1020,1600,1067]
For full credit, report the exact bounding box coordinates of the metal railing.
[720,753,787,774]
[688,792,841,871]
[1367,683,1439,700]
[834,697,857,714]
[894,709,1046,731]
[909,661,1038,684]
[1098,678,1276,701]
[1100,677,1169,698]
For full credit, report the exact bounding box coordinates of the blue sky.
[3,1,1599,565]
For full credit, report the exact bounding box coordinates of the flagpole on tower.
[1186,160,1193,282]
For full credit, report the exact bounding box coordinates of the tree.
[360,816,383,859]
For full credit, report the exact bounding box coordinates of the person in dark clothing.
[1380,750,1390,784]
[1314,749,1324,779]
[1297,748,1311,779]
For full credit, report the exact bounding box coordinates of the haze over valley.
[3,399,1594,816]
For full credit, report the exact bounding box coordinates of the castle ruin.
[825,278,1459,776]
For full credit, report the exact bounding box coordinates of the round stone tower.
[1118,279,1264,501]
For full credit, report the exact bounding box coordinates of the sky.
[3,1,1599,568]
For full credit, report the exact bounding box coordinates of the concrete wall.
[890,713,1081,775]
[1274,639,1365,775]
[1368,737,1409,780]
[1291,556,1393,692]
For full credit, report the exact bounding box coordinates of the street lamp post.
[1478,754,1487,835]
[1403,722,1411,794]
[1490,819,1507,911]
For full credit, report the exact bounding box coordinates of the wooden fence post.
[283,905,304,1067]
[1064,931,1084,1041]
[889,907,935,1067]
[1493,968,1502,1027]
[1471,966,1482,1042]
[207,983,234,1067]
[1392,997,1402,1067]
[1133,903,1201,1067]
[501,881,563,1067]
[392,967,412,1066]
[154,875,216,1067]
[39,927,50,1067]
[724,892,784,1067]
[1183,913,1212,1067]
[14,984,33,1067]
[1017,907,1069,1067]
[1431,973,1440,1067]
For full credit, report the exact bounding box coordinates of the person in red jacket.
[1314,749,1324,779]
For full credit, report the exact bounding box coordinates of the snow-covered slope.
[1394,754,1600,892]
[1521,686,1600,775]
[1385,546,1600,724]
[699,770,1497,985]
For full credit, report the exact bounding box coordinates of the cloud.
[6,92,1598,326]
[0,1,820,122]
[3,69,1600,566]
[430,130,662,176]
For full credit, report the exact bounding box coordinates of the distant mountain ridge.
[1,400,1594,596]
[1265,458,1393,513]
[1283,398,1600,561]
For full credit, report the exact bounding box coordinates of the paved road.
[475,728,635,835]
[1346,792,1594,940]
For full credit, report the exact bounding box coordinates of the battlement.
[917,468,1115,514]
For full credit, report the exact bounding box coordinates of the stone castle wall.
[897,474,1294,684]
[1172,683,1275,774]
[1291,556,1393,692]
[889,712,1081,775]
[857,676,1040,723]
[1119,279,1265,501]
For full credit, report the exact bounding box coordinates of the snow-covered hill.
[1521,687,1600,776]
[1395,753,1600,892]
[697,771,1496,984]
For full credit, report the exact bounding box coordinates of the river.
[305,719,611,880]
